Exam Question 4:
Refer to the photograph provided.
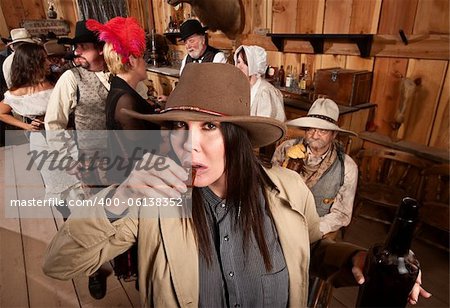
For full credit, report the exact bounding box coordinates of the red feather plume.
[86,17,145,64]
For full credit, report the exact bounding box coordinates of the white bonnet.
[233,45,267,76]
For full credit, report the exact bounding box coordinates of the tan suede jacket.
[43,166,359,307]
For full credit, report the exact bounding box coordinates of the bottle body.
[356,245,419,307]
[300,69,309,92]
[278,65,285,87]
[356,197,420,308]
[285,65,293,88]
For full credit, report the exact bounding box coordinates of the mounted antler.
[167,0,245,40]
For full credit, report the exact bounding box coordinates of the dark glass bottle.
[278,65,285,87]
[356,197,420,307]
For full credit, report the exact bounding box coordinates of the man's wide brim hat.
[122,63,286,148]
[6,28,36,47]
[58,20,99,45]
[287,98,357,136]
[179,19,208,41]
[44,40,66,56]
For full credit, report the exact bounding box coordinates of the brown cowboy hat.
[122,63,286,148]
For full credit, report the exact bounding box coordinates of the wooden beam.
[372,34,449,60]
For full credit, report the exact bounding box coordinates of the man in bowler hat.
[178,19,226,74]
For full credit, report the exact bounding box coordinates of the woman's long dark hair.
[10,42,49,91]
[191,122,276,271]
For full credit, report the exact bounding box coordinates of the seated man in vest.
[272,98,358,238]
[178,19,227,74]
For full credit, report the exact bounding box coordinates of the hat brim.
[58,34,98,45]
[1,38,11,45]
[287,117,358,136]
[6,38,37,47]
[121,108,286,148]
[179,26,208,41]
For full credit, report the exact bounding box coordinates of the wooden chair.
[353,148,430,225]
[416,163,450,251]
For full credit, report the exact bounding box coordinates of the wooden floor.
[0,144,448,307]
[0,145,140,308]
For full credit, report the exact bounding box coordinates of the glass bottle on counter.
[278,65,285,87]
[356,197,421,308]
[299,69,309,92]
[292,66,298,88]
[285,65,293,88]
[298,63,305,88]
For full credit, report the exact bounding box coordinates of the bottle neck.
[384,216,416,255]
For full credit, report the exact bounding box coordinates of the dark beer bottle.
[356,197,420,307]
[278,65,285,87]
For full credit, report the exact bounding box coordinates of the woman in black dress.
[87,16,159,284]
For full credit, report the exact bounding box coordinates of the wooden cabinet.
[146,71,179,96]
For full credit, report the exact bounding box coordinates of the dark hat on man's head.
[44,40,67,56]
[121,63,286,148]
[179,19,208,41]
[1,36,12,45]
[58,20,99,45]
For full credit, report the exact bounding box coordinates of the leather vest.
[185,45,221,64]
[310,150,345,217]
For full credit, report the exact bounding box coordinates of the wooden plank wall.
[0,0,448,152]
[150,0,449,151]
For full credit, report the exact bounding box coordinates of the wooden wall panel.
[402,59,448,144]
[319,54,346,69]
[345,56,374,71]
[152,0,171,34]
[413,0,449,34]
[54,0,78,35]
[0,0,46,29]
[272,0,297,33]
[370,57,409,136]
[378,0,418,34]
[128,0,147,30]
[323,0,352,34]
[0,4,8,37]
[349,0,382,34]
[241,0,253,35]
[372,34,449,60]
[429,65,449,149]
[248,0,269,33]
[295,0,325,33]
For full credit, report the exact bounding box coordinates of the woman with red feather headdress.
[86,16,159,285]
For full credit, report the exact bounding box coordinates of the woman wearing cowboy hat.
[43,63,429,307]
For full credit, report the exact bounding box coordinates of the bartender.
[178,19,226,74]
[157,19,227,105]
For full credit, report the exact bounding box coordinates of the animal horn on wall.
[167,0,245,40]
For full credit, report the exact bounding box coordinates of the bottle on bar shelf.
[278,65,285,87]
[356,197,421,308]
[299,69,309,92]
[285,65,293,88]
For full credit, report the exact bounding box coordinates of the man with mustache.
[272,98,358,238]
[45,20,148,130]
[179,19,226,74]
[43,19,148,300]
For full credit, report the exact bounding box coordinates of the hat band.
[160,106,227,117]
[307,114,337,124]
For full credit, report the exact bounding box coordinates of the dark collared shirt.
[199,187,289,307]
